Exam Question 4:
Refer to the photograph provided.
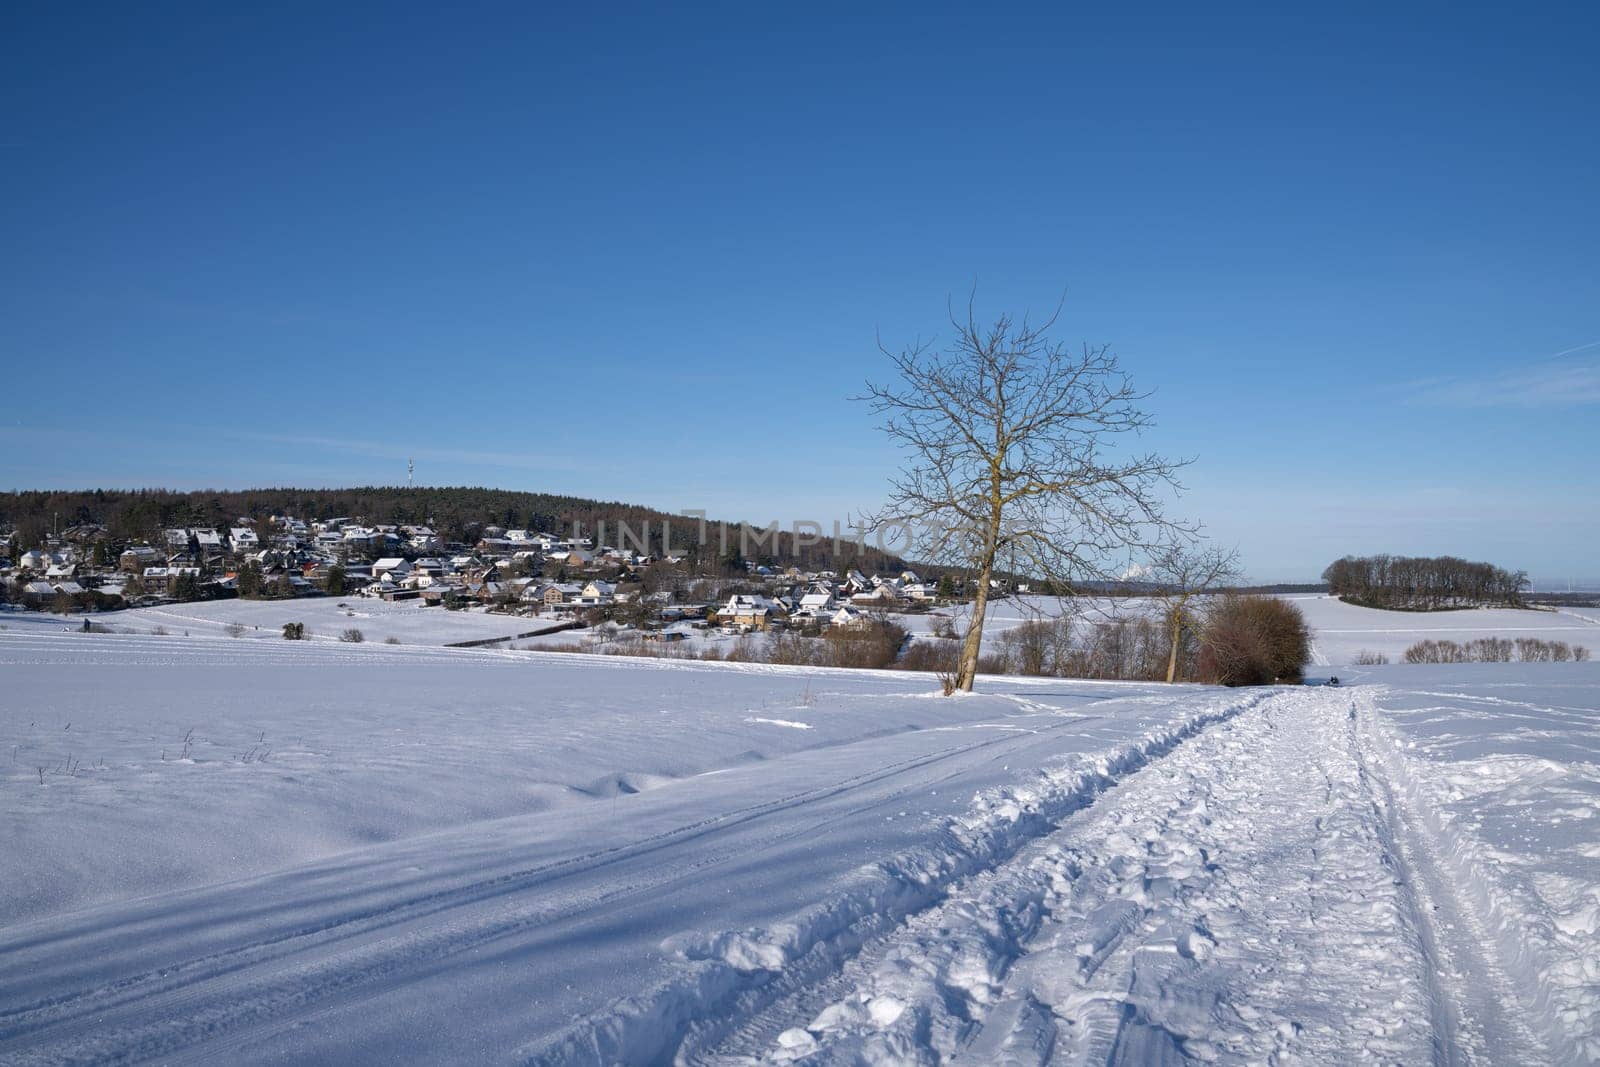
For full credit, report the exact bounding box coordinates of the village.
[0,516,957,642]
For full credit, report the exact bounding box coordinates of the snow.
[81,596,568,646]
[1288,594,1596,666]
[1,626,1595,1064]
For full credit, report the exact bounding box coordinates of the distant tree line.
[1322,554,1528,610]
[1403,637,1588,663]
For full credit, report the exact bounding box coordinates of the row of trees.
[915,595,1308,686]
[1402,637,1589,663]
[1322,554,1528,610]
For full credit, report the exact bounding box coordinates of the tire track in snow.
[1350,691,1561,1065]
[525,692,1270,1066]
[707,688,1459,1065]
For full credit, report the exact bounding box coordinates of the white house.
[229,527,260,553]
[797,589,836,615]
[830,605,867,629]
[851,583,900,605]
[372,557,414,580]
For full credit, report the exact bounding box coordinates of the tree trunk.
[956,564,993,691]
[1166,610,1181,683]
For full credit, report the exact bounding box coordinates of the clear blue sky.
[3,4,1597,582]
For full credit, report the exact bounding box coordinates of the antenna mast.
[408,458,414,487]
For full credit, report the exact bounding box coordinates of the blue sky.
[3,4,1597,581]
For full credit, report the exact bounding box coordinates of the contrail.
[1546,339,1600,360]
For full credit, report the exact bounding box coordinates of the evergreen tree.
[170,571,200,602]
[325,563,347,596]
[237,560,264,599]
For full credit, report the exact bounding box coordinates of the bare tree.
[1146,541,1241,683]
[861,295,1190,692]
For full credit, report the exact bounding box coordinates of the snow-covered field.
[14,596,568,646]
[2,627,1595,1063]
[1290,594,1597,666]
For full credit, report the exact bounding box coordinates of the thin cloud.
[1412,355,1600,409]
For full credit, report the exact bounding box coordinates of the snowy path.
[691,688,1548,1065]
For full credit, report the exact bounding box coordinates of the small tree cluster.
[1197,595,1311,686]
[1323,554,1528,610]
[339,627,365,643]
[282,622,306,640]
[1402,638,1589,663]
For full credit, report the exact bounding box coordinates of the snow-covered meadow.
[93,596,567,646]
[1,621,1595,1063]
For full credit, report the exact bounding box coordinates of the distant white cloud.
[1413,343,1600,409]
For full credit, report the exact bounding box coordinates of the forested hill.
[0,487,900,571]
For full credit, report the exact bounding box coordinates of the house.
[141,566,200,593]
[902,581,936,601]
[798,589,836,615]
[543,583,583,607]
[17,550,50,572]
[830,605,868,629]
[477,537,514,557]
[164,529,192,552]
[372,557,414,580]
[119,546,162,572]
[193,529,225,556]
[229,527,260,553]
[62,523,109,544]
[45,562,78,582]
[53,580,86,596]
[421,585,463,607]
[851,583,900,605]
[580,580,616,604]
[719,594,787,631]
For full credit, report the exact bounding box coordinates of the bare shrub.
[339,628,365,644]
[823,619,908,669]
[897,638,960,674]
[384,636,401,645]
[768,632,825,668]
[1198,595,1311,686]
[1352,650,1389,665]
[224,621,246,639]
